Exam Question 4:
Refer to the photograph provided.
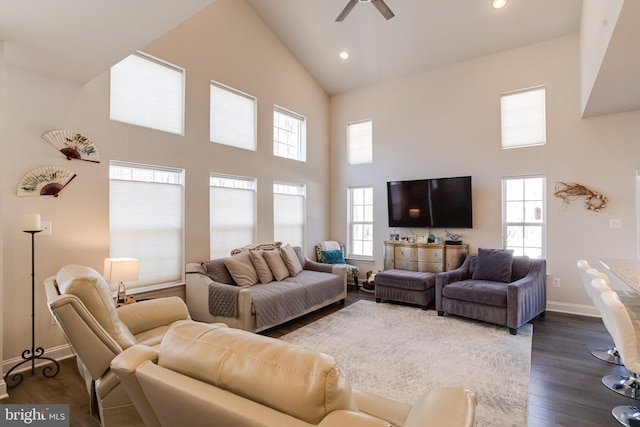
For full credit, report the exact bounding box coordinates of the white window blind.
[109,162,184,289]
[502,175,545,259]
[210,82,256,151]
[274,182,305,247]
[110,52,185,135]
[273,106,306,161]
[501,86,546,149]
[349,186,374,257]
[210,175,256,259]
[348,120,373,165]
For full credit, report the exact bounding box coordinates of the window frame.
[500,86,546,149]
[273,181,306,248]
[273,105,306,162]
[502,175,546,259]
[210,81,257,151]
[347,119,373,165]
[348,186,374,260]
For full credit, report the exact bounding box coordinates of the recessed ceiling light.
[493,0,507,8]
[339,51,350,60]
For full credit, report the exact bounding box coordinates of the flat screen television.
[387,176,472,228]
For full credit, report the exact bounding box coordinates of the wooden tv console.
[383,241,469,273]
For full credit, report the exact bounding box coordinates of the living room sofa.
[111,320,477,427]
[186,244,347,332]
[436,249,547,335]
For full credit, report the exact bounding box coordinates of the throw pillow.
[263,249,290,281]
[281,244,303,276]
[224,252,259,287]
[321,249,345,264]
[472,248,514,283]
[249,250,274,284]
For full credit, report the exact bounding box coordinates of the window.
[501,86,546,149]
[110,52,185,135]
[109,162,184,289]
[349,186,374,258]
[273,106,306,161]
[347,119,373,165]
[209,174,257,259]
[273,182,305,247]
[210,81,256,151]
[502,176,545,258]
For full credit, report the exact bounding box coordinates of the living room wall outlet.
[552,278,561,288]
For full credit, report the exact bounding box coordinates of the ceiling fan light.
[359,0,372,3]
[492,0,507,8]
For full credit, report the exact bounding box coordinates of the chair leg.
[603,371,640,400]
[612,405,640,427]
[509,328,517,335]
[592,345,624,365]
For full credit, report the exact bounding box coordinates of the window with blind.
[110,52,185,135]
[348,119,373,165]
[349,186,374,258]
[273,182,305,247]
[501,86,546,149]
[109,162,184,289]
[273,106,306,161]
[210,174,257,259]
[210,81,256,151]
[502,175,546,259]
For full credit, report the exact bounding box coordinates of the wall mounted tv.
[387,176,473,228]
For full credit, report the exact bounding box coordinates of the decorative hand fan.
[41,129,100,163]
[17,166,77,197]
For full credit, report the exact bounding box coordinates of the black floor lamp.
[3,214,60,387]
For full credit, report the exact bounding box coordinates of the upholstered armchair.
[44,264,191,427]
[436,249,546,335]
[315,241,359,288]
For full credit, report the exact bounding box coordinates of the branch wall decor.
[554,182,608,212]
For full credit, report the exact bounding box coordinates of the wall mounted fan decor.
[17,166,77,197]
[336,0,395,22]
[42,129,100,163]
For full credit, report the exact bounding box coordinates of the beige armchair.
[44,264,191,427]
[111,321,477,427]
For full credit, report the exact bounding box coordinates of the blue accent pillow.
[472,248,514,283]
[321,250,345,264]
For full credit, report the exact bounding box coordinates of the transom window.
[210,81,257,151]
[501,86,546,149]
[110,52,185,135]
[349,186,374,258]
[273,106,306,161]
[502,175,545,258]
[348,119,373,165]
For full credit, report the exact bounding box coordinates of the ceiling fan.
[335,0,395,22]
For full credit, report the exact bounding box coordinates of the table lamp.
[103,257,140,304]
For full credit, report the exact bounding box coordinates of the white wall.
[330,34,640,315]
[0,41,7,398]
[1,0,330,366]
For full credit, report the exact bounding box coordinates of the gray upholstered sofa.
[185,245,347,332]
[435,249,546,335]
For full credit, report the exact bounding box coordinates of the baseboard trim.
[546,301,600,318]
[2,344,74,377]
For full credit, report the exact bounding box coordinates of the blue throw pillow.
[321,250,345,264]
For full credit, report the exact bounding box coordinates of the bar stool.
[591,279,640,426]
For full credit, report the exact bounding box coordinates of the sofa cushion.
[201,258,236,285]
[224,252,259,287]
[159,321,357,425]
[511,256,532,282]
[471,248,514,283]
[281,244,303,276]
[249,250,274,284]
[56,264,136,349]
[442,280,508,307]
[263,249,290,281]
[321,249,346,264]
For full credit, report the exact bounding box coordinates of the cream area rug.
[280,300,532,427]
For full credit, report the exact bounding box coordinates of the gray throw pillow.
[471,248,514,283]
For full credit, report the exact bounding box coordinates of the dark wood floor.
[2,287,632,426]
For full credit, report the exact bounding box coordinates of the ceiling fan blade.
[336,0,358,22]
[371,0,395,20]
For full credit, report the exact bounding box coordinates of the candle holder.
[3,230,60,387]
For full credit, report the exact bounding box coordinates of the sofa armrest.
[436,260,471,311]
[353,389,411,426]
[318,410,393,427]
[117,296,190,336]
[403,387,477,427]
[305,259,333,273]
[506,259,547,329]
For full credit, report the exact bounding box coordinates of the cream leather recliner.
[44,264,191,427]
[111,320,477,427]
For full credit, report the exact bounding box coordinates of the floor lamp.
[4,214,60,387]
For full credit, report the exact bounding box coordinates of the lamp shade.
[103,258,140,283]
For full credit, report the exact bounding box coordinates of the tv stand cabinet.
[383,241,469,273]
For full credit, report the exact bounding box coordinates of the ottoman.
[374,269,437,309]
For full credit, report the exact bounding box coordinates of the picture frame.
[415,233,427,242]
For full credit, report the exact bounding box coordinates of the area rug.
[280,300,532,427]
